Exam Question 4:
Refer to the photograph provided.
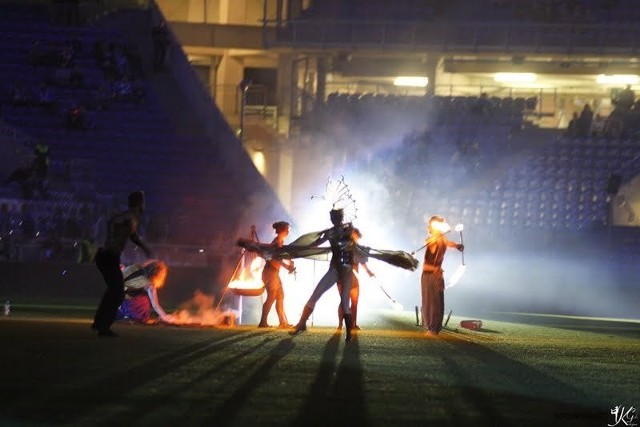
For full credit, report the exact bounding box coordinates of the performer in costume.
[337,228,375,331]
[92,190,153,337]
[237,176,418,341]
[290,208,358,340]
[258,221,296,328]
[116,259,173,324]
[421,215,464,335]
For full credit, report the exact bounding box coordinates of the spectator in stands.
[603,109,625,138]
[152,21,171,70]
[590,113,607,137]
[91,190,154,337]
[471,92,491,116]
[65,104,87,130]
[578,104,594,137]
[32,142,50,198]
[566,112,579,137]
[614,84,635,112]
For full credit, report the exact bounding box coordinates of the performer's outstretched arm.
[146,287,172,322]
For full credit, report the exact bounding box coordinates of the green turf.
[0,306,638,427]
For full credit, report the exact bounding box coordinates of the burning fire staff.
[420,215,464,336]
[258,221,296,328]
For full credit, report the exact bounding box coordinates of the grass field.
[0,305,638,427]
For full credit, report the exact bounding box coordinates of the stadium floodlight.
[493,73,537,83]
[596,74,639,85]
[393,76,428,87]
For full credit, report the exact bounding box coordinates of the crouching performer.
[116,259,174,324]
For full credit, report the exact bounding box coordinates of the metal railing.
[263,19,640,56]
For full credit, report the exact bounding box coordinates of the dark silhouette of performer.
[258,221,295,328]
[237,209,418,340]
[421,215,464,336]
[291,208,357,341]
[337,228,375,331]
[91,191,153,337]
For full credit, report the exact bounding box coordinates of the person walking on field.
[92,190,153,337]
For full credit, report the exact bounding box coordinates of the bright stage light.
[251,150,266,174]
[393,76,428,87]
[493,73,537,83]
[596,74,639,85]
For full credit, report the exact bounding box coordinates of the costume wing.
[356,245,419,271]
[237,229,331,262]
[238,230,418,270]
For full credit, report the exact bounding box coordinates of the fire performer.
[116,259,173,324]
[337,228,375,331]
[238,176,418,341]
[91,190,153,337]
[420,215,464,336]
[238,210,418,341]
[258,221,296,328]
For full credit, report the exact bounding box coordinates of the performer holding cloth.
[292,208,357,341]
[258,221,295,328]
[237,176,419,341]
[421,215,464,336]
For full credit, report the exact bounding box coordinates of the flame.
[143,260,168,289]
[168,290,236,327]
[227,256,265,290]
[431,221,451,234]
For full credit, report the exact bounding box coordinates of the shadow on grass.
[486,312,640,339]
[202,337,296,426]
[442,338,609,426]
[6,329,271,425]
[292,332,368,426]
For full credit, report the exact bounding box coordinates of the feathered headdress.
[311,175,358,223]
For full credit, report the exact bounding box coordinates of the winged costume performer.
[238,177,418,341]
[237,211,417,341]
